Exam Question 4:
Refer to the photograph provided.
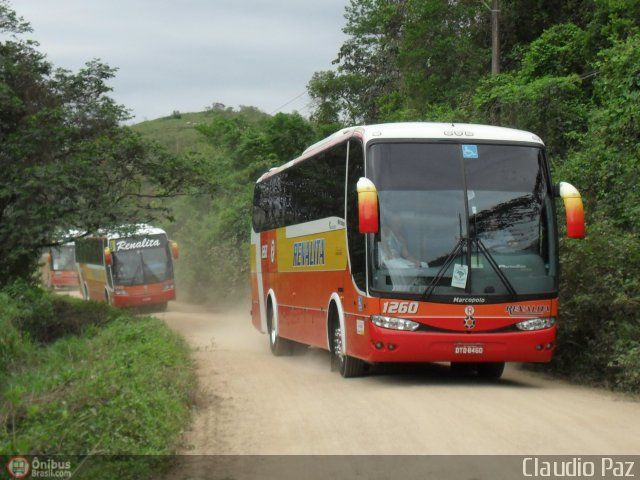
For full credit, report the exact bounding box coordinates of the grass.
[0,287,196,479]
[131,111,217,157]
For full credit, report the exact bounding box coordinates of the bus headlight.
[516,317,556,331]
[114,288,128,296]
[371,315,420,331]
[163,283,174,291]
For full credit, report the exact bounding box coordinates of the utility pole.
[491,0,500,75]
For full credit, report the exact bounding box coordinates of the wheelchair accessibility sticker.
[462,144,478,158]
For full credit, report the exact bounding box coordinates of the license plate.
[454,343,484,355]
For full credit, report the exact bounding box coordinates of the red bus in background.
[40,243,79,290]
[250,123,585,378]
[76,225,179,310]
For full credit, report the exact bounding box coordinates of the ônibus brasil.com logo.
[7,456,72,478]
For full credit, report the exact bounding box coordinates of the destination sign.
[114,237,162,252]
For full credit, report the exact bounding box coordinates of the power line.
[269,91,308,115]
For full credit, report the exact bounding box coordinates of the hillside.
[131,106,271,156]
[131,111,217,156]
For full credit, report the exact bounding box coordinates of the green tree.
[168,109,316,303]
[0,1,200,285]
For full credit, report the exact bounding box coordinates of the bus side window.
[347,140,366,291]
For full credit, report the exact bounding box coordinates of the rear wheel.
[267,302,293,356]
[332,318,366,378]
[477,362,505,379]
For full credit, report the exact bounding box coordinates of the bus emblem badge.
[463,306,476,330]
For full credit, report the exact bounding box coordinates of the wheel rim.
[270,323,276,344]
[333,325,345,367]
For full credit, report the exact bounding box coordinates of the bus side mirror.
[170,241,179,260]
[556,182,585,239]
[104,247,113,266]
[357,177,379,234]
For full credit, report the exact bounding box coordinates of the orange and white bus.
[250,123,585,378]
[40,242,79,290]
[76,225,179,310]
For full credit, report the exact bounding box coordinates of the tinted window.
[252,142,347,231]
[75,238,105,265]
[366,142,557,298]
[112,241,173,286]
[51,245,76,271]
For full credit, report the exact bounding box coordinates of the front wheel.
[332,320,366,378]
[267,304,293,356]
[155,302,168,313]
[477,362,505,379]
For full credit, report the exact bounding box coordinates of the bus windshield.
[51,245,76,271]
[112,236,173,286]
[367,142,557,300]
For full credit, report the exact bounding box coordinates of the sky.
[14,0,348,122]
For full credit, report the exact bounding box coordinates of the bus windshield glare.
[112,237,173,286]
[367,142,557,300]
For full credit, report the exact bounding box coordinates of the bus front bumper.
[51,272,79,289]
[358,324,557,363]
[112,289,176,308]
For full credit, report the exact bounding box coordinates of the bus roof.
[84,224,167,240]
[257,122,544,183]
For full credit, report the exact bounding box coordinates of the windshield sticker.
[462,144,478,159]
[115,238,161,251]
[451,263,469,289]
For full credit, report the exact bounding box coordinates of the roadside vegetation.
[134,105,317,304]
[0,283,195,477]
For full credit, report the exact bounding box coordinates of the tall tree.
[0,1,201,284]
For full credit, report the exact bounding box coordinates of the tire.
[477,362,505,379]
[267,302,293,356]
[332,316,365,378]
[82,283,89,301]
[156,302,168,312]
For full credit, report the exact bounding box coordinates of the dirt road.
[159,301,640,455]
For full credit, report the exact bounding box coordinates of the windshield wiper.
[420,237,466,302]
[473,237,517,298]
[418,237,518,302]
